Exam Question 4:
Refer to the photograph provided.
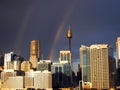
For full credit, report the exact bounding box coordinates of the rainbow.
[48,6,74,60]
[14,5,35,52]
[48,20,65,60]
[14,1,76,59]
[48,1,78,60]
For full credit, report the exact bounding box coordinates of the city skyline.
[0,0,120,67]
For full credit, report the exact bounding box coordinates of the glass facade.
[80,45,90,82]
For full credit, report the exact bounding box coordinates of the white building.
[4,52,21,70]
[1,76,24,89]
[25,70,52,90]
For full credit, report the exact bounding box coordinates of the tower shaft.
[68,38,71,51]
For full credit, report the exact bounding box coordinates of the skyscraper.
[30,40,40,69]
[80,45,90,83]
[80,44,116,89]
[116,37,120,68]
[90,44,115,89]
[116,37,120,86]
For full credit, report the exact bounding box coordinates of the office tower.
[80,44,116,89]
[51,62,72,88]
[116,37,120,68]
[90,44,115,89]
[30,40,40,69]
[80,45,90,83]
[37,60,52,71]
[116,37,120,86]
[59,50,72,66]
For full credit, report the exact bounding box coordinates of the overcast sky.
[0,0,120,69]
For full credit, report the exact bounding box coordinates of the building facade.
[80,45,90,83]
[59,50,72,65]
[30,40,40,69]
[90,44,115,89]
[51,62,72,88]
[116,37,120,68]
[4,52,23,70]
[80,44,116,89]
[116,37,120,86]
[25,71,52,89]
[37,60,52,71]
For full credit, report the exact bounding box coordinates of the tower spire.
[67,25,72,51]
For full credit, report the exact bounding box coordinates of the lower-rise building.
[25,70,52,89]
[51,62,72,88]
[1,76,24,89]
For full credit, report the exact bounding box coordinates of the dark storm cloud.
[0,0,120,64]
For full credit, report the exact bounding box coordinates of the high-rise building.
[30,40,40,69]
[80,44,116,89]
[116,37,120,68]
[90,44,115,89]
[116,37,120,86]
[80,45,90,83]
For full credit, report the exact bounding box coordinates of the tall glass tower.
[80,45,90,83]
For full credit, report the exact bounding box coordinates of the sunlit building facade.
[4,52,23,70]
[25,71,52,89]
[80,45,90,83]
[90,44,115,89]
[116,37,120,68]
[80,44,115,89]
[59,50,72,65]
[30,40,40,69]
[21,61,31,72]
[116,37,120,86]
[1,76,24,89]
